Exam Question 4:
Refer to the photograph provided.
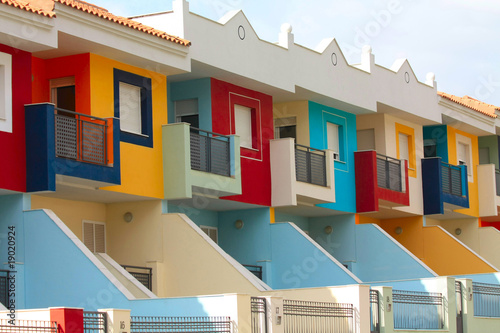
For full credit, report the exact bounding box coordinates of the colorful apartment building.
[2,1,500,333]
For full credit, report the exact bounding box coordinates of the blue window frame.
[113,68,153,147]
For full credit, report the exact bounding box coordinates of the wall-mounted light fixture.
[395,226,403,235]
[455,228,462,235]
[123,212,133,223]
[235,219,244,230]
[324,226,333,235]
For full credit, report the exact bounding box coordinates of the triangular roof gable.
[314,37,349,68]
[216,9,261,43]
[390,58,419,84]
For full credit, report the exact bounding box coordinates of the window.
[395,123,416,177]
[424,139,437,158]
[234,104,254,149]
[0,52,12,133]
[175,99,199,128]
[357,129,375,151]
[201,226,218,243]
[274,117,296,140]
[398,133,409,162]
[456,134,473,181]
[82,221,106,253]
[479,147,490,165]
[114,69,153,147]
[119,82,142,134]
[327,122,340,160]
[50,77,76,111]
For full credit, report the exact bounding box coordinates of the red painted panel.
[32,54,91,115]
[355,151,378,212]
[211,78,273,206]
[481,221,500,232]
[50,307,84,333]
[0,44,31,192]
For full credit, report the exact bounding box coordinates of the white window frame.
[0,52,12,133]
[82,220,106,253]
[200,225,218,244]
[456,134,473,182]
[234,104,253,149]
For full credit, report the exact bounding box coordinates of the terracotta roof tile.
[438,91,498,118]
[1,0,55,17]
[55,0,190,46]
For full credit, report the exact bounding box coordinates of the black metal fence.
[495,169,500,196]
[190,127,231,177]
[243,265,263,280]
[83,311,107,333]
[392,290,444,330]
[122,265,153,291]
[130,316,232,333]
[370,290,380,333]
[376,154,403,192]
[295,144,327,187]
[473,282,500,317]
[0,270,12,308]
[441,162,463,196]
[251,297,267,333]
[0,319,57,332]
[283,299,353,333]
[54,108,108,166]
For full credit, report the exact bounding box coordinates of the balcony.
[422,157,469,216]
[163,122,241,200]
[25,103,120,192]
[477,164,500,218]
[271,138,335,207]
[355,150,409,214]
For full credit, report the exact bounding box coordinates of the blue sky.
[92,0,500,106]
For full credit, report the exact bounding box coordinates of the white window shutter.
[119,82,142,134]
[327,123,339,154]
[399,133,409,161]
[234,105,253,148]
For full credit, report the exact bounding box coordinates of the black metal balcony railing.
[376,154,402,192]
[190,127,230,177]
[243,264,263,280]
[441,162,462,196]
[54,108,108,166]
[496,169,500,196]
[0,270,12,308]
[121,265,153,291]
[295,144,327,187]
